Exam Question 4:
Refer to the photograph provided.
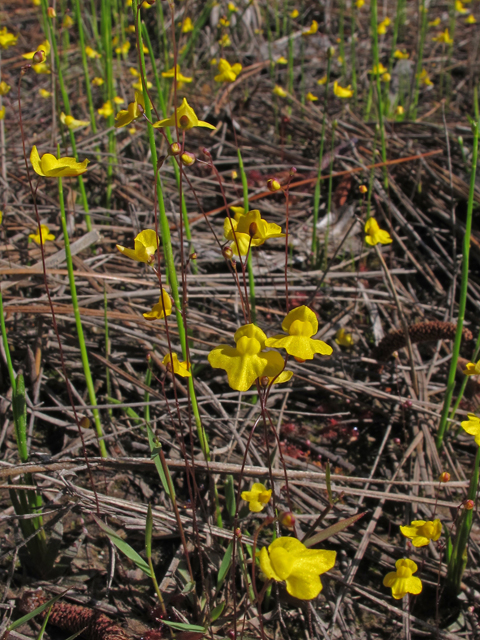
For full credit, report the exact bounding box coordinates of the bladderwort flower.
[460,414,480,446]
[259,537,336,600]
[356,0,365,7]
[214,59,242,83]
[364,218,392,245]
[29,224,55,245]
[153,98,215,131]
[115,91,146,128]
[400,519,442,547]
[306,92,318,102]
[433,28,453,44]
[302,20,318,36]
[85,45,101,58]
[369,63,388,75]
[335,328,354,347]
[0,81,10,96]
[290,9,299,18]
[265,306,333,361]
[317,75,327,85]
[39,88,52,98]
[428,17,441,27]
[30,146,89,178]
[383,559,422,599]
[241,483,272,512]
[208,324,287,392]
[419,68,434,86]
[162,353,191,377]
[181,17,194,32]
[377,17,391,34]
[0,27,18,49]
[394,49,410,59]
[333,81,353,98]
[466,14,477,23]
[0,106,4,121]
[218,34,232,47]
[32,62,51,75]
[228,2,238,12]
[273,85,288,98]
[60,112,90,131]
[23,39,50,60]
[62,15,74,28]
[92,77,104,86]
[455,0,468,13]
[115,41,131,55]
[276,56,288,64]
[162,65,193,85]
[116,230,158,264]
[223,209,285,256]
[464,361,480,375]
[98,101,114,118]
[132,79,153,91]
[143,289,172,321]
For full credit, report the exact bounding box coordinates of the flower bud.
[395,105,404,115]
[48,6,56,17]
[80,417,91,429]
[146,353,152,362]
[280,511,296,528]
[169,142,182,156]
[231,170,238,180]
[458,136,463,146]
[327,46,335,59]
[33,49,46,64]
[381,72,391,82]
[249,221,258,237]
[202,147,212,158]
[190,252,197,260]
[181,151,196,166]
[464,499,475,510]
[290,167,297,176]
[359,185,368,194]
[222,246,233,260]
[393,437,401,445]
[267,178,281,192]
[259,376,269,388]
[439,472,451,483]
[235,527,242,538]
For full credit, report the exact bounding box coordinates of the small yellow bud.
[267,178,282,192]
[439,472,451,483]
[48,6,56,17]
[359,185,368,194]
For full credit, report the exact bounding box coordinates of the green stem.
[74,0,98,135]
[237,147,255,323]
[370,0,388,188]
[410,0,428,119]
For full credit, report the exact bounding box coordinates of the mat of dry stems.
[2,1,480,639]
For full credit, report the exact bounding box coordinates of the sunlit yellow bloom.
[464,361,480,376]
[231,170,238,180]
[60,112,90,130]
[126,0,132,4]
[428,17,441,27]
[466,14,477,23]
[333,81,353,98]
[141,0,153,7]
[219,17,230,26]
[400,519,442,547]
[383,559,422,599]
[364,217,392,245]
[0,81,10,96]
[29,224,55,245]
[210,57,218,65]
[335,328,354,347]
[85,45,101,58]
[393,49,409,59]
[143,289,172,321]
[455,0,468,13]
[356,0,365,7]
[228,2,238,11]
[337,56,344,64]
[33,63,51,74]
[116,229,158,264]
[306,92,318,102]
[395,105,404,115]
[214,58,242,83]
[259,537,336,600]
[127,25,136,32]
[115,90,147,128]
[382,72,391,82]
[128,126,136,135]
[241,483,272,512]
[273,85,288,97]
[290,9,299,18]
[461,413,480,445]
[39,88,52,98]
[317,75,327,85]
[433,28,453,44]
[162,353,191,377]
[265,306,333,361]
[113,96,125,105]
[181,17,194,32]
[30,146,89,178]
[92,76,104,86]
[303,20,318,36]
[32,0,41,5]
[276,56,288,64]
[0,106,4,121]
[162,65,193,84]
[132,79,153,90]
[23,39,50,60]
[62,15,74,28]
[48,7,56,17]
[129,68,140,78]
[98,100,114,118]
[224,209,285,256]
[0,27,18,49]
[419,68,433,86]
[377,17,391,34]
[115,41,131,55]
[153,97,216,131]
[369,63,387,75]
[218,33,232,47]
[208,324,286,392]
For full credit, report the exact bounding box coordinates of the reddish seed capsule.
[190,252,197,260]
[403,399,412,408]
[33,50,46,64]
[260,376,269,388]
[48,6,56,17]
[439,472,451,483]
[280,511,296,528]
[290,167,297,176]
[359,185,368,194]
[235,528,242,538]
[179,115,189,128]
[79,417,91,429]
[464,499,475,510]
[222,246,233,260]
[393,437,401,445]
[226,631,236,640]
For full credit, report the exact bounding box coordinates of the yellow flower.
[377,17,391,34]
[153,97,216,131]
[62,15,74,28]
[39,88,52,98]
[369,63,387,75]
[356,0,365,7]
[393,49,409,59]
[0,106,4,121]
[126,25,136,33]
[219,17,230,26]
[259,537,336,600]
[241,483,272,512]
[85,45,101,58]
[466,14,477,23]
[456,0,468,13]
[337,56,344,64]
[364,217,392,245]
[214,59,242,83]
[231,170,238,180]
[461,413,480,446]
[228,2,238,12]
[464,361,480,376]
[265,306,333,361]
[383,559,422,599]
[23,39,50,60]
[419,68,433,86]
[333,81,353,98]
[60,112,90,130]
[32,0,41,4]
[218,34,232,47]
[116,229,158,264]
[382,72,391,82]
[306,92,318,102]
[0,81,11,96]
[32,63,51,74]
[303,20,318,36]
[92,76,104,86]
[224,209,285,256]
[132,79,153,90]
[433,28,453,44]
[335,328,354,347]
[181,17,194,32]
[162,353,191,378]
[428,17,441,27]
[273,85,288,97]
[115,41,131,55]
[290,9,299,18]
[400,519,442,547]
[317,75,327,85]
[143,289,172,321]
[29,224,55,245]
[113,96,125,105]
[395,105,404,115]
[0,27,18,49]
[98,100,114,118]
[208,324,286,392]
[276,56,288,64]
[31,146,89,178]
[162,65,193,84]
